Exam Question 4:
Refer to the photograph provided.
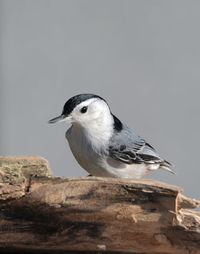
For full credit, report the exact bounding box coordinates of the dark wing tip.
[160,160,175,174]
[162,159,174,168]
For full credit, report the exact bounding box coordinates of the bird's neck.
[72,114,114,152]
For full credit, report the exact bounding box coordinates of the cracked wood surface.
[0,156,200,254]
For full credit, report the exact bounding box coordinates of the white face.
[68,98,111,127]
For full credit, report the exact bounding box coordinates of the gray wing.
[109,125,170,166]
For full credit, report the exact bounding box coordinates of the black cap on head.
[62,94,106,116]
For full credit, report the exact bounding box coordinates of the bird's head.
[48,94,112,129]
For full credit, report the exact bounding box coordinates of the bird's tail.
[160,160,175,174]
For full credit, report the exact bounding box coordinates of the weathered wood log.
[0,156,199,254]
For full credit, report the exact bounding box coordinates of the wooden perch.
[0,156,200,254]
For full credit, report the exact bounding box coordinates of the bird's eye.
[80,106,88,113]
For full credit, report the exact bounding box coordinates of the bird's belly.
[69,145,113,177]
[102,157,148,178]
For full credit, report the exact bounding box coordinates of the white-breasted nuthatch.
[48,94,174,178]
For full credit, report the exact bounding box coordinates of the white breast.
[65,125,111,176]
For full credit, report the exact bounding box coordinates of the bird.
[48,93,174,178]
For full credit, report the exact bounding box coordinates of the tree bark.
[0,156,199,254]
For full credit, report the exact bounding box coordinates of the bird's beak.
[48,114,71,124]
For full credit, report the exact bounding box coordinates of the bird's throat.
[73,115,113,152]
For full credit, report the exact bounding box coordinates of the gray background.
[1,0,199,199]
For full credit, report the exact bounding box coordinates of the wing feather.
[108,125,166,165]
